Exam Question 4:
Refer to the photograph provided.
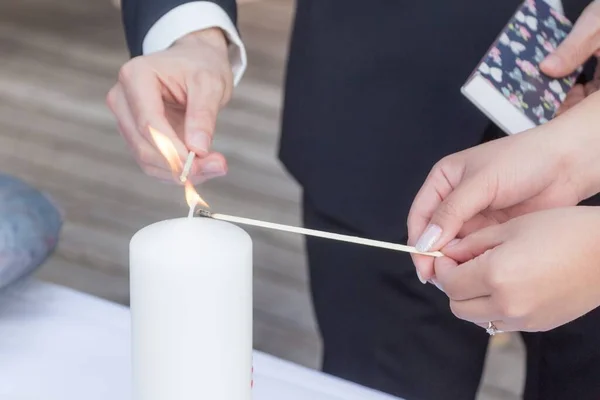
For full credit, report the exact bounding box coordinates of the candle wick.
[187,202,197,218]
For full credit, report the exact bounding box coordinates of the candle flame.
[148,125,210,210]
[148,126,183,175]
[185,180,209,209]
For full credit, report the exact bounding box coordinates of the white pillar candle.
[130,217,253,400]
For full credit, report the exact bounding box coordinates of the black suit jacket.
[122,0,592,240]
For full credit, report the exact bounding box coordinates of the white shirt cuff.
[142,2,247,86]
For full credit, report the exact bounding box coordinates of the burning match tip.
[196,209,213,218]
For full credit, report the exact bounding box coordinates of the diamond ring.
[486,321,500,336]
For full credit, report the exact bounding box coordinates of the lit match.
[180,151,196,183]
[196,209,443,258]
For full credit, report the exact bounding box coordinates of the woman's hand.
[407,92,600,283]
[541,0,600,115]
[434,207,600,332]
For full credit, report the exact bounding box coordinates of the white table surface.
[0,280,401,400]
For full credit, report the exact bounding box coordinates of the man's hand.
[541,1,600,114]
[434,207,600,333]
[107,28,233,183]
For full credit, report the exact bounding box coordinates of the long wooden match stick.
[197,210,443,257]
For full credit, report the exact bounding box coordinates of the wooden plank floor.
[0,0,524,398]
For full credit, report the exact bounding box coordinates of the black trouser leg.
[522,306,600,400]
[302,196,489,400]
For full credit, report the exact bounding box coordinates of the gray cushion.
[0,174,63,291]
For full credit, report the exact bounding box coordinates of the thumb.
[184,76,224,155]
[540,4,600,77]
[415,176,494,253]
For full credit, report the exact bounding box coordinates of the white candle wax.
[130,217,253,400]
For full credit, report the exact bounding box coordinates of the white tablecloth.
[0,281,401,400]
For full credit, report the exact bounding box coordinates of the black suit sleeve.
[121,0,238,57]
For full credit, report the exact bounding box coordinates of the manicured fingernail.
[203,161,225,175]
[430,278,444,292]
[416,270,426,284]
[415,224,442,252]
[189,131,211,153]
[447,238,461,247]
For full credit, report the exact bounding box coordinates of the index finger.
[407,176,447,283]
[119,59,189,161]
[407,158,465,280]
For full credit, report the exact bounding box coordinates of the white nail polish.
[431,278,445,292]
[415,224,442,252]
[416,270,426,284]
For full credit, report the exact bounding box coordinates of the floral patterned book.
[462,0,582,134]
